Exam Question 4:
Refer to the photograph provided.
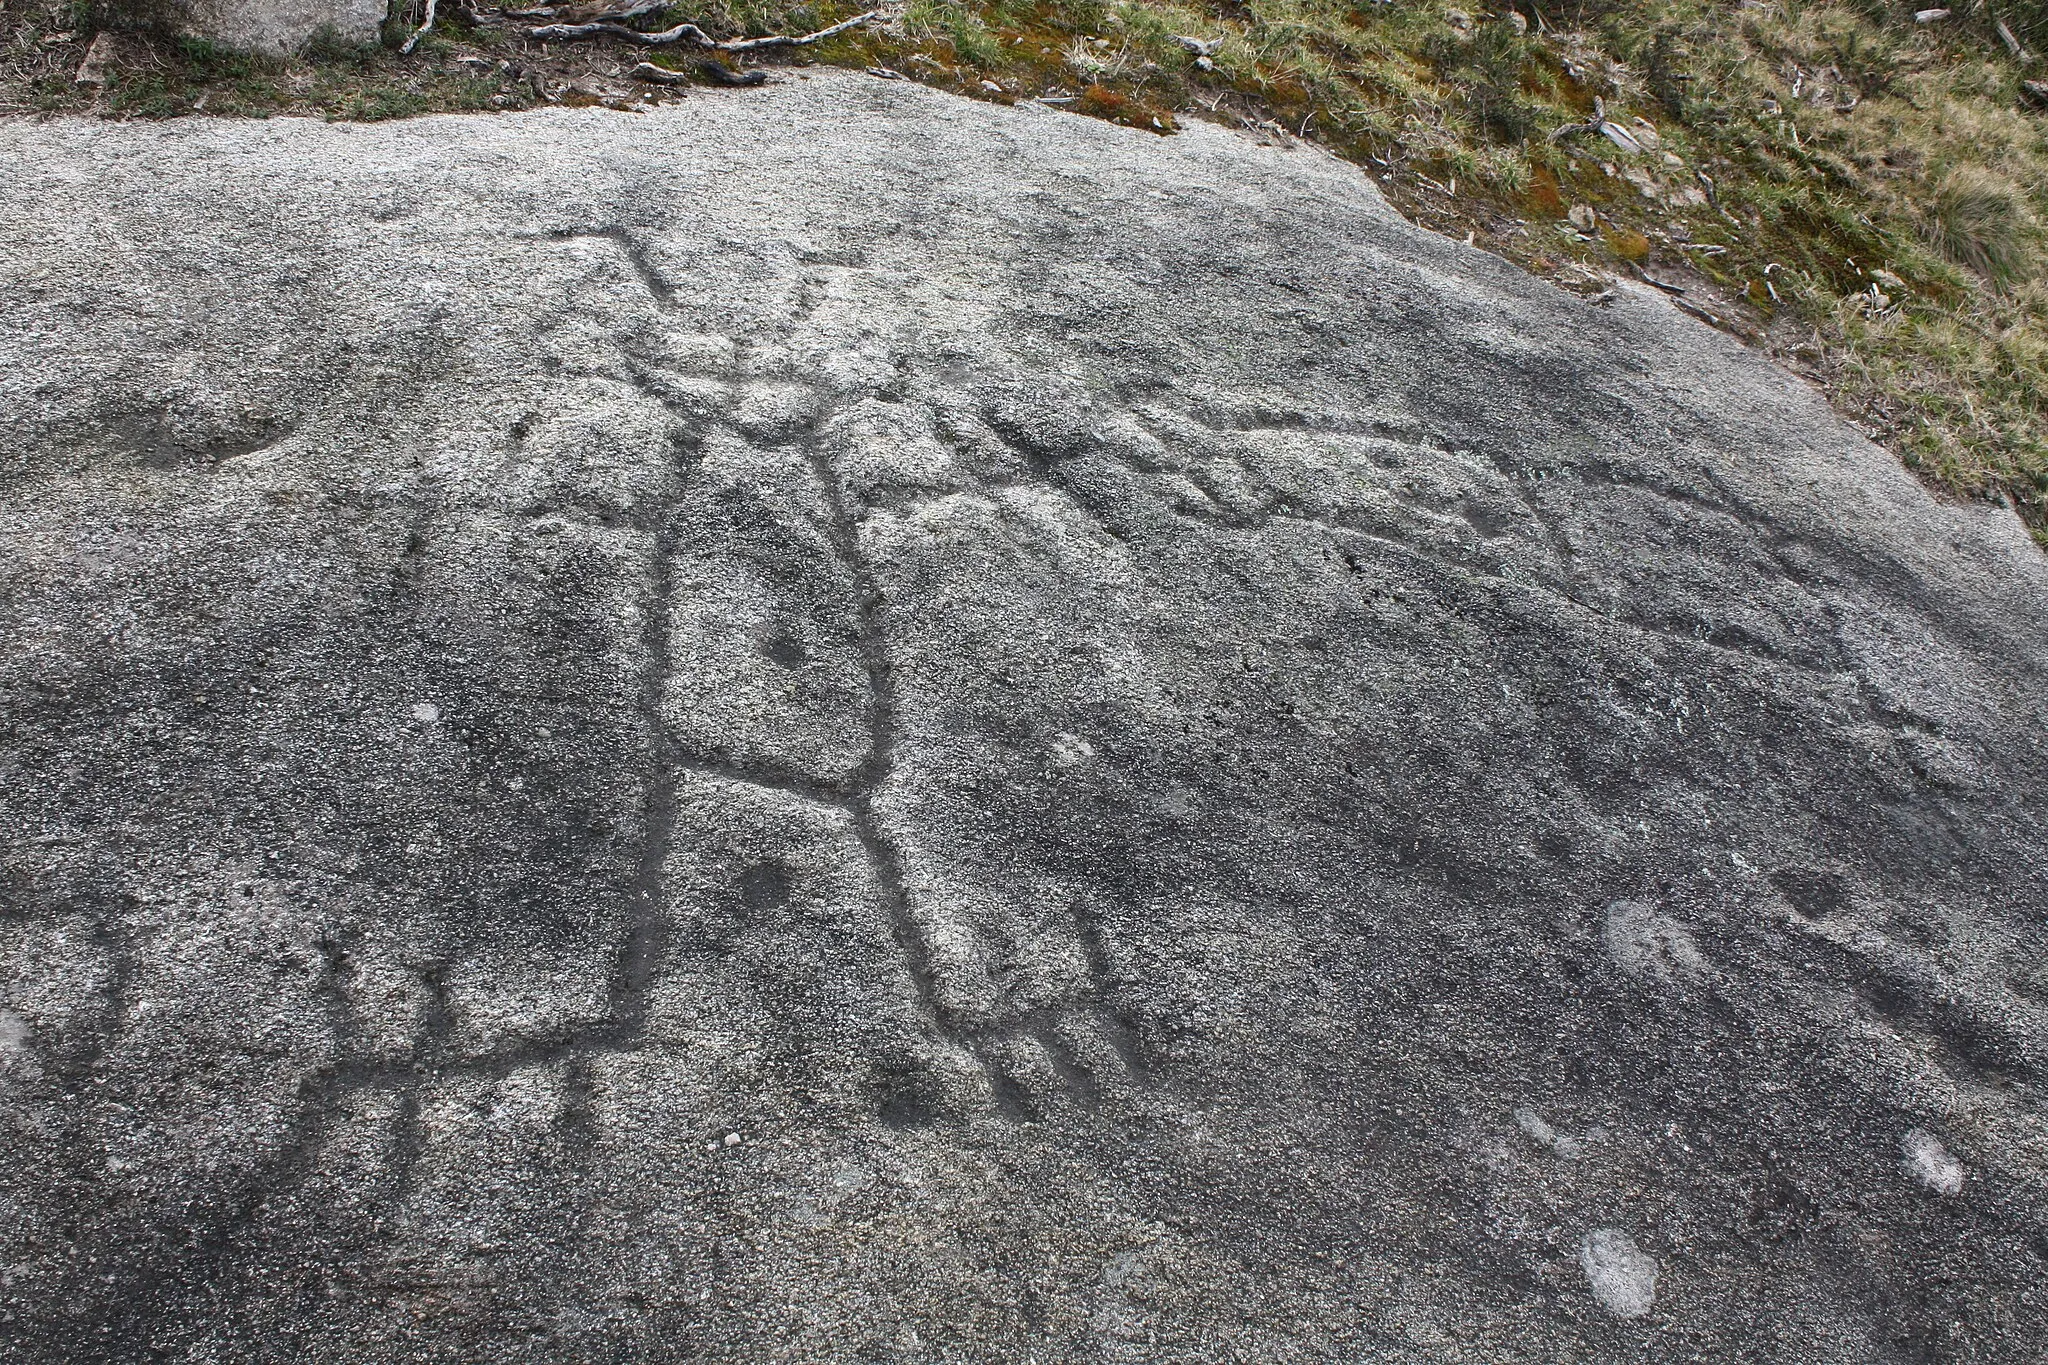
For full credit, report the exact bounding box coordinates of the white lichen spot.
[1093,1249,1162,1339]
[1578,1228,1659,1319]
[1514,1106,1585,1158]
[411,701,440,724]
[0,1009,26,1056]
[1901,1127,1965,1196]
[1603,901,1708,983]
[1049,731,1095,769]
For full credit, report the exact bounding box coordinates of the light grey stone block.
[180,0,385,53]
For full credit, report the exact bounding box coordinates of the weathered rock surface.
[2,75,2046,1361]
[180,0,385,55]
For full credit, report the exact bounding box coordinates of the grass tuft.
[1923,166,2039,286]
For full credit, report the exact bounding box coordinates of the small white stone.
[1049,731,1095,769]
[1901,1127,1964,1196]
[723,1132,743,1147]
[1578,1228,1658,1319]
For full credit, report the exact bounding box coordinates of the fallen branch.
[629,56,768,85]
[695,58,768,85]
[1551,100,1651,153]
[400,0,438,53]
[631,59,689,83]
[506,0,664,17]
[1673,297,1726,328]
[1993,12,2027,58]
[1549,95,1608,144]
[529,19,701,43]
[529,8,877,49]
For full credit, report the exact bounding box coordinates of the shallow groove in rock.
[548,225,676,306]
[793,412,955,1046]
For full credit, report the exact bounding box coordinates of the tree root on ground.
[527,8,877,50]
[399,0,438,54]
